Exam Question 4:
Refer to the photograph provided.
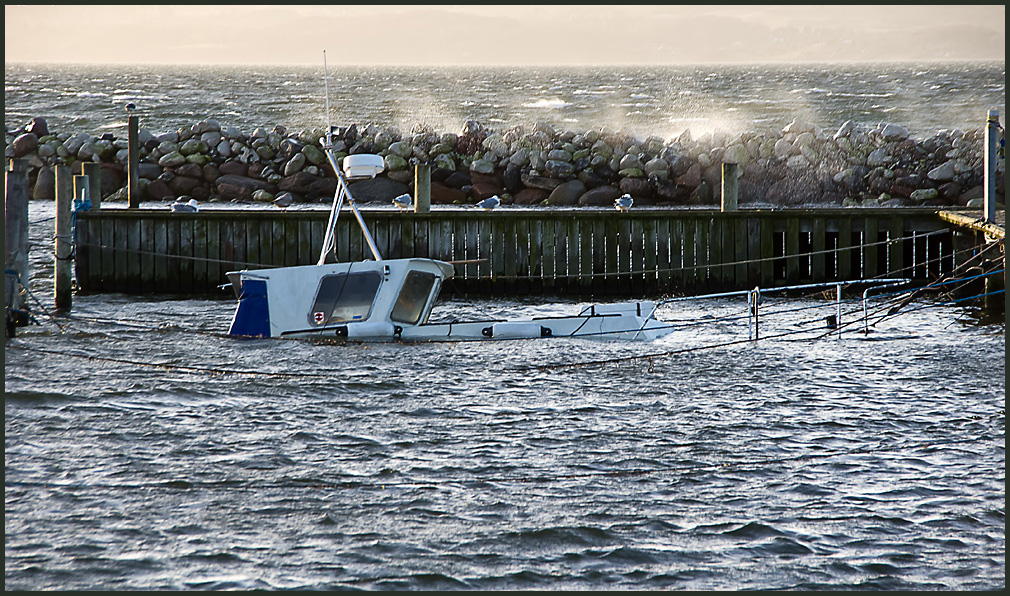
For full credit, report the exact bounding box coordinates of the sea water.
[4,63,1006,590]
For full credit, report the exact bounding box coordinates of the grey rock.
[544,179,587,206]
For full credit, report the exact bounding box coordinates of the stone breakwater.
[6,116,1005,210]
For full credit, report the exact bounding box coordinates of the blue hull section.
[228,279,271,337]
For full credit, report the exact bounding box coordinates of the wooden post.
[78,162,102,210]
[983,109,1000,224]
[5,159,31,336]
[721,162,738,212]
[55,166,74,310]
[414,163,430,214]
[128,114,141,208]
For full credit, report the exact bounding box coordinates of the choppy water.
[4,61,1006,141]
[4,200,1006,589]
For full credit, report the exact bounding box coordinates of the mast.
[317,51,383,265]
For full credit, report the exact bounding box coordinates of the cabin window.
[390,271,438,325]
[309,271,381,326]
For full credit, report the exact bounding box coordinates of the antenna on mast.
[323,50,333,147]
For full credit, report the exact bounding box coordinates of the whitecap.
[522,98,572,109]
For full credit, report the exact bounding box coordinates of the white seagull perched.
[615,193,633,213]
[392,193,413,212]
[171,197,199,213]
[125,102,136,113]
[476,195,500,211]
[272,191,295,210]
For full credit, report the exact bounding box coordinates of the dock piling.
[983,108,1000,224]
[127,114,141,209]
[721,162,738,212]
[55,166,74,310]
[414,163,431,214]
[5,159,30,336]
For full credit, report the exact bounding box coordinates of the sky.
[4,4,1006,66]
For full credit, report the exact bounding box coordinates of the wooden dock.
[74,207,961,297]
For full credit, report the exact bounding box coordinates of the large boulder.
[544,180,587,206]
[25,117,49,138]
[278,171,322,196]
[513,188,550,205]
[215,174,274,201]
[577,185,622,207]
[430,181,467,204]
[346,176,409,204]
[13,133,39,158]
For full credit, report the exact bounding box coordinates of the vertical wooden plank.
[231,215,247,271]
[811,217,826,283]
[617,216,632,295]
[296,218,311,265]
[695,218,709,292]
[346,218,362,263]
[863,217,879,279]
[166,217,182,294]
[680,218,695,292]
[206,216,222,289]
[180,218,196,293]
[553,217,569,296]
[665,217,680,294]
[603,216,619,296]
[124,217,140,294]
[746,217,760,289]
[268,218,284,266]
[137,217,153,293]
[516,216,531,296]
[400,216,414,259]
[913,231,928,280]
[654,217,670,295]
[414,215,429,259]
[152,217,167,292]
[530,218,544,296]
[644,217,659,294]
[785,217,800,284]
[579,217,593,297]
[630,217,646,295]
[475,216,491,295]
[889,216,904,278]
[388,215,403,260]
[80,215,97,292]
[245,217,260,271]
[759,217,774,287]
[219,218,234,274]
[98,216,114,291]
[462,216,477,289]
[440,219,454,268]
[591,218,607,296]
[837,216,852,280]
[450,215,466,290]
[542,215,557,295]
[707,217,723,291]
[192,216,208,293]
[73,215,89,291]
[502,214,519,296]
[283,217,298,267]
[110,216,126,292]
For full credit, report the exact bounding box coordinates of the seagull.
[476,195,500,211]
[615,193,633,213]
[392,193,413,212]
[171,197,199,212]
[272,191,295,210]
[125,102,136,113]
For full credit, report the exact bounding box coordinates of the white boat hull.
[226,258,673,343]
